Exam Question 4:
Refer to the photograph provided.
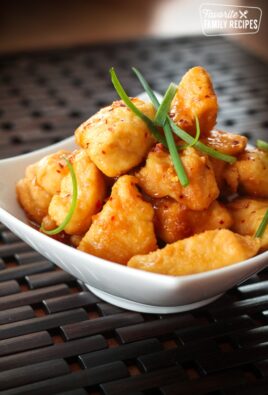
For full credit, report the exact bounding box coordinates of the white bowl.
[1,96,268,313]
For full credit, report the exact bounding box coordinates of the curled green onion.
[132,68,188,186]
[110,68,167,146]
[40,157,78,235]
[178,114,201,150]
[170,119,236,164]
[132,67,236,165]
[256,139,268,152]
[255,209,268,238]
[155,83,177,127]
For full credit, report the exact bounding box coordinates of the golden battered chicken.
[48,149,106,235]
[75,98,156,177]
[78,175,157,264]
[136,146,219,211]
[170,66,218,136]
[209,158,239,194]
[228,197,268,251]
[153,198,190,243]
[187,200,233,234]
[16,150,71,224]
[128,229,260,275]
[202,130,247,156]
[154,198,232,244]
[234,149,268,198]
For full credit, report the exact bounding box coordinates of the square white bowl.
[1,135,268,314]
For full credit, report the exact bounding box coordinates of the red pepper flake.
[219,220,224,225]
[111,215,115,221]
[101,150,106,154]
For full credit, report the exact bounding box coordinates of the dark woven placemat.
[0,36,268,395]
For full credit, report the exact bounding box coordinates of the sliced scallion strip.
[132,67,159,108]
[110,68,167,146]
[255,209,268,238]
[132,68,188,186]
[256,139,268,152]
[132,67,236,164]
[155,82,177,126]
[40,157,78,235]
[163,121,189,187]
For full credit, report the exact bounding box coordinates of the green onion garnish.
[110,68,167,146]
[170,119,236,164]
[163,120,189,187]
[132,68,188,186]
[256,139,268,152]
[40,157,78,235]
[132,67,236,165]
[255,209,268,238]
[132,67,159,108]
[111,67,188,186]
[155,83,177,127]
[178,114,201,150]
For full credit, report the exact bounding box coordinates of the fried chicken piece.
[228,197,268,251]
[136,146,219,211]
[128,229,260,275]
[75,98,156,177]
[202,129,247,155]
[16,150,70,224]
[153,198,191,243]
[234,149,268,198]
[48,149,106,235]
[170,66,218,135]
[78,175,157,264]
[187,200,233,234]
[154,198,232,244]
[209,158,239,194]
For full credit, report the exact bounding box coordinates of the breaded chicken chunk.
[48,149,106,235]
[16,150,71,224]
[209,158,239,194]
[75,98,156,177]
[187,200,233,234]
[154,198,232,243]
[128,229,260,275]
[202,130,247,156]
[78,175,157,264]
[170,66,218,135]
[136,146,219,210]
[228,197,268,251]
[234,149,268,198]
[153,198,190,243]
